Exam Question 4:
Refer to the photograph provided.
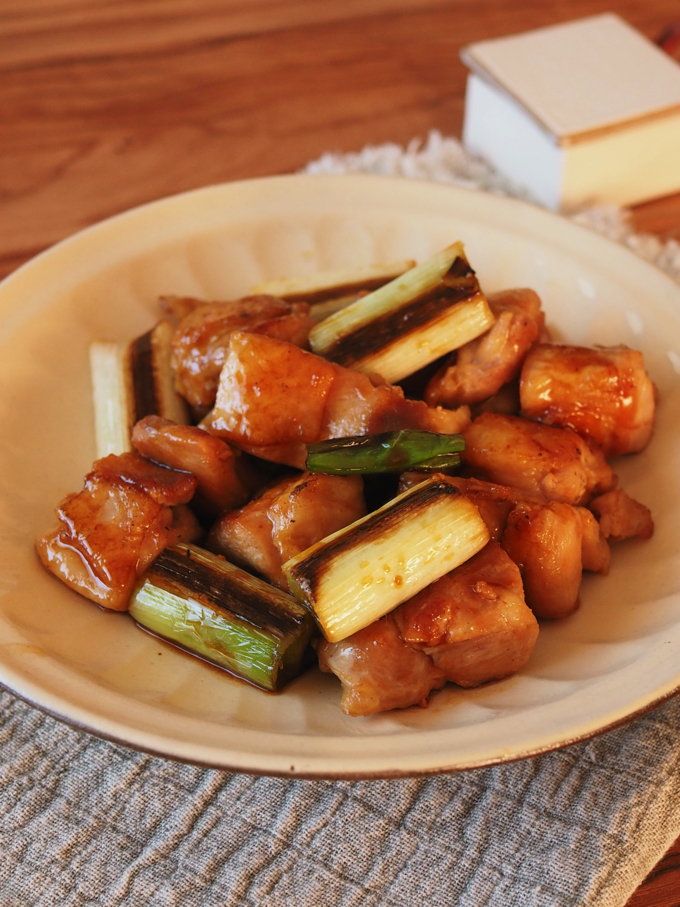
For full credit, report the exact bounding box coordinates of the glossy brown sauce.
[131,618,281,692]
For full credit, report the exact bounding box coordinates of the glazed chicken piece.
[207,471,366,589]
[317,612,446,716]
[206,332,336,467]
[502,500,585,619]
[520,344,656,457]
[501,499,611,619]
[206,332,470,468]
[578,507,612,573]
[318,542,538,716]
[426,288,544,408]
[131,415,258,518]
[395,542,539,686]
[463,412,616,506]
[589,489,654,542]
[171,295,316,408]
[36,452,200,611]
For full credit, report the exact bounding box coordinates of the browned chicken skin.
[36,453,200,611]
[502,501,584,619]
[426,288,544,408]
[463,412,616,506]
[131,415,255,518]
[520,344,656,458]
[206,332,470,467]
[501,498,612,619]
[171,295,316,408]
[86,452,197,505]
[578,507,611,573]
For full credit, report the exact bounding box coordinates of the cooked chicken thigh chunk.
[502,501,584,619]
[206,332,470,468]
[318,542,538,715]
[395,542,538,686]
[131,415,255,517]
[317,613,446,717]
[577,507,611,574]
[36,453,199,611]
[520,344,656,457]
[589,489,654,541]
[171,295,315,408]
[463,413,616,505]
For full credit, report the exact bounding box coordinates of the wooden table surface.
[3,2,680,903]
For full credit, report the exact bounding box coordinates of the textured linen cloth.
[3,134,680,907]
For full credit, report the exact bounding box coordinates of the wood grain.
[3,4,680,903]
[626,834,680,907]
[2,0,679,279]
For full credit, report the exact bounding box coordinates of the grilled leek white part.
[308,243,495,384]
[130,544,316,691]
[90,320,190,458]
[283,477,490,643]
[90,342,132,459]
[251,259,415,320]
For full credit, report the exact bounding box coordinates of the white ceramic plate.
[1,174,679,778]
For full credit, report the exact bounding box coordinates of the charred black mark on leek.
[130,329,158,421]
[323,260,479,366]
[148,547,306,640]
[287,481,461,596]
[448,255,475,281]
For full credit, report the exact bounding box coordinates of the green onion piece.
[129,544,316,691]
[305,430,465,475]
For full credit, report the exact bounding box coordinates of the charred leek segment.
[251,259,415,320]
[129,544,316,692]
[283,477,490,643]
[308,243,495,384]
[90,321,190,458]
[306,430,465,475]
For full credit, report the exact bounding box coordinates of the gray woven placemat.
[2,690,680,906]
[3,134,680,907]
